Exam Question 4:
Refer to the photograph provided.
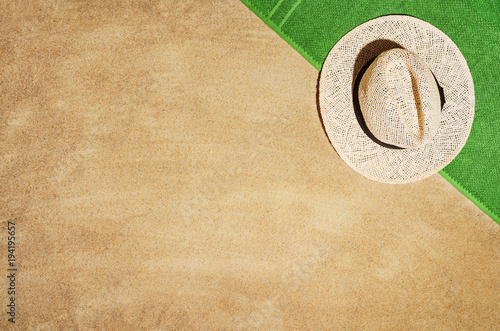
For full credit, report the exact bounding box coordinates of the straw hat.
[318,15,474,183]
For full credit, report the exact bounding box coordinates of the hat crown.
[358,48,441,148]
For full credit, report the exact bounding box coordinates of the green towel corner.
[241,0,500,224]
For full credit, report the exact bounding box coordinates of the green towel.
[241,0,500,224]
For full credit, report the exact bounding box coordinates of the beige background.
[1,1,499,329]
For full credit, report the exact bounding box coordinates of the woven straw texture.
[319,16,474,183]
[358,49,441,149]
[240,0,499,223]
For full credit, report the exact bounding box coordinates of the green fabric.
[241,0,500,224]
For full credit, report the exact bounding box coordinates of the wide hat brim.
[319,15,474,184]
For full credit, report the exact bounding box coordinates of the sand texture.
[0,1,498,329]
